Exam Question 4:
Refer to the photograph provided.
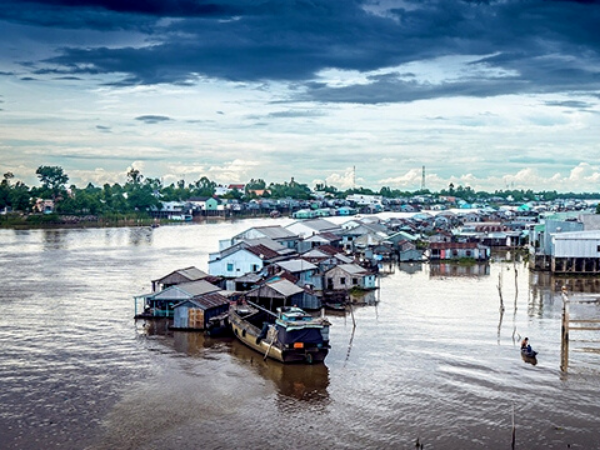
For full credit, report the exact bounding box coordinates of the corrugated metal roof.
[276,259,318,273]
[152,266,208,283]
[554,231,600,240]
[177,280,221,297]
[175,292,230,310]
[268,279,304,297]
[178,267,209,280]
[251,225,299,240]
[245,244,281,260]
[338,264,369,275]
[234,273,263,282]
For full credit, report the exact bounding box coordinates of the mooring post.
[561,286,570,372]
[511,403,516,450]
[561,287,570,344]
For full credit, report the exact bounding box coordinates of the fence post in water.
[561,287,570,371]
[511,403,516,450]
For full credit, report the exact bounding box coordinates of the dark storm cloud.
[4,0,600,102]
[267,110,326,118]
[544,100,595,109]
[135,115,173,124]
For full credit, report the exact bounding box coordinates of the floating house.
[208,244,285,277]
[274,259,322,290]
[550,231,600,274]
[172,293,230,331]
[244,278,321,311]
[325,264,377,291]
[229,225,300,249]
[285,218,340,238]
[135,279,221,318]
[151,266,209,292]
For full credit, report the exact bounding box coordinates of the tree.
[35,165,69,200]
[192,176,216,197]
[0,172,14,209]
[126,167,143,186]
[9,181,31,211]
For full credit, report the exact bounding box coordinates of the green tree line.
[1,165,599,216]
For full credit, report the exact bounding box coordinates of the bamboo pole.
[349,301,356,329]
[561,287,570,372]
[511,403,516,450]
[497,271,505,312]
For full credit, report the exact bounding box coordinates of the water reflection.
[128,227,154,246]
[429,262,490,277]
[229,342,330,405]
[42,228,68,250]
[136,319,331,404]
[397,262,423,275]
[521,353,538,366]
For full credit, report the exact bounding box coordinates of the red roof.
[245,244,280,260]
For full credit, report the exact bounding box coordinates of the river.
[1,219,599,449]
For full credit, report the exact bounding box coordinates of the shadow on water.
[136,318,330,404]
[42,228,68,250]
[128,227,154,246]
[429,262,491,277]
[397,262,423,275]
[229,341,330,404]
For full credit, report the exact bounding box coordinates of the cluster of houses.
[153,189,597,222]
[134,202,600,330]
[133,210,535,330]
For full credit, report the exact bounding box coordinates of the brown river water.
[1,219,599,450]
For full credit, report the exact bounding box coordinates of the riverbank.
[0,212,279,229]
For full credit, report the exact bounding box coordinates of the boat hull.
[229,310,328,364]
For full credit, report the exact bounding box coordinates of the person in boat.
[521,337,532,353]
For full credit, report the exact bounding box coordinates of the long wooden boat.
[229,303,330,364]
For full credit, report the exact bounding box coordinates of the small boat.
[521,347,538,358]
[229,302,330,364]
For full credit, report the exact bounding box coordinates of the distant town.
[1,165,600,227]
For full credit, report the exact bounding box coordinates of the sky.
[1,0,600,193]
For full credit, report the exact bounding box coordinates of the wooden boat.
[521,347,538,358]
[229,302,330,364]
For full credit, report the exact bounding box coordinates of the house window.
[466,251,471,256]
[352,278,358,285]
[597,245,600,252]
[227,263,234,272]
[251,264,259,272]
[340,277,346,285]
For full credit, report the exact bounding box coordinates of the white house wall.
[554,237,600,258]
[208,249,264,277]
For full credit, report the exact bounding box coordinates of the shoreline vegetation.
[2,166,600,225]
[0,211,277,230]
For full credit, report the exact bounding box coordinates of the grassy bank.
[0,212,156,229]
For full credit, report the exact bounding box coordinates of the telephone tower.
[421,166,426,190]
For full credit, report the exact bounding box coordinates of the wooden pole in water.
[511,403,516,450]
[497,271,505,312]
[561,286,570,371]
[349,302,356,329]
